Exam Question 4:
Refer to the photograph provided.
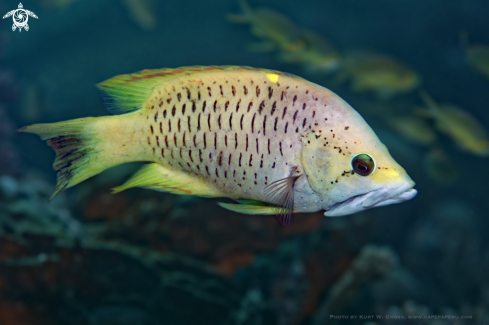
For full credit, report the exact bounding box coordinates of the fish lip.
[324,181,417,217]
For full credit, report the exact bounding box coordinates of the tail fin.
[19,117,115,201]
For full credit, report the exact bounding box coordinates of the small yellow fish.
[20,66,417,226]
[420,92,489,156]
[227,0,305,53]
[122,0,157,31]
[386,115,436,146]
[466,45,489,79]
[344,51,420,99]
[279,30,341,75]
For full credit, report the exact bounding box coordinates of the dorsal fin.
[264,169,301,227]
[97,69,175,115]
[97,66,297,115]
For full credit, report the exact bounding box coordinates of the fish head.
[300,98,417,217]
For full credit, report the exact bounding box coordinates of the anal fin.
[218,200,283,215]
[111,163,225,197]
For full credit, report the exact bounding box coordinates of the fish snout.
[363,181,417,209]
[323,181,417,217]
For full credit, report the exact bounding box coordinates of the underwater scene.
[1,0,489,324]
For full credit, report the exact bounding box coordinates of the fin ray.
[264,171,300,227]
[19,118,110,201]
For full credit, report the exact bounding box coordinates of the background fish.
[420,91,489,156]
[20,66,417,227]
[343,51,420,99]
[226,0,305,53]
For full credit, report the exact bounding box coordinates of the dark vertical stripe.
[259,100,265,114]
[256,138,259,154]
[271,101,277,115]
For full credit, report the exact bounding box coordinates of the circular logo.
[14,9,28,28]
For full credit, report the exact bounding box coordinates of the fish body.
[21,66,417,226]
[386,116,436,146]
[420,92,489,156]
[344,51,420,99]
[227,0,305,52]
[279,30,341,74]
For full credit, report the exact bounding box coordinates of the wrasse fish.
[386,115,437,146]
[279,30,341,75]
[420,91,489,156]
[344,51,420,99]
[226,0,305,53]
[20,66,417,227]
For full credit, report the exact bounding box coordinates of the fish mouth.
[324,181,417,217]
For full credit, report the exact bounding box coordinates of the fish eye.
[351,153,376,176]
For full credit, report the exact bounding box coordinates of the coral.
[312,246,398,325]
[0,239,276,325]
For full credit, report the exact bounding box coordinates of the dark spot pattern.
[142,70,323,196]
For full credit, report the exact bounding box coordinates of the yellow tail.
[19,115,137,200]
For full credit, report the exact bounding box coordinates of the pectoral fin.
[218,200,283,215]
[111,163,225,197]
[264,171,301,227]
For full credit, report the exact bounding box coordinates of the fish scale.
[140,69,321,201]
